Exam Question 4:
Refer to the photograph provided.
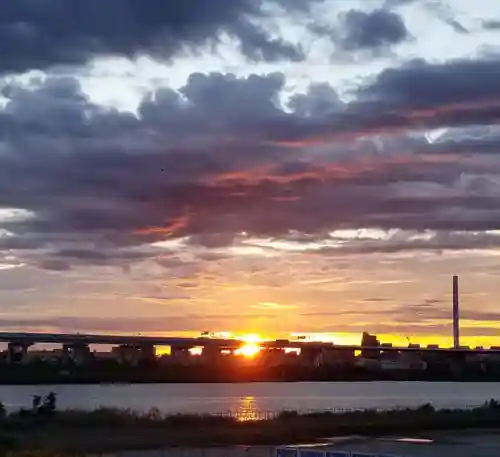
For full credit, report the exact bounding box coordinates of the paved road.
[93,431,500,457]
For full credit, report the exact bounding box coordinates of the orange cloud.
[135,215,188,237]
[404,99,500,120]
[256,99,500,150]
[204,155,423,190]
[272,195,302,201]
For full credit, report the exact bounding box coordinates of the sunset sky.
[2,0,500,347]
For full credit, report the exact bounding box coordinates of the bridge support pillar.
[62,343,91,365]
[139,343,156,363]
[7,342,31,364]
[300,346,323,365]
[170,346,193,364]
[114,345,137,365]
[201,346,224,363]
[114,344,156,365]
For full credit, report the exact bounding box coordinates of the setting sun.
[235,334,263,358]
[236,343,261,358]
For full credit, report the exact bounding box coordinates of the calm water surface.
[0,382,498,414]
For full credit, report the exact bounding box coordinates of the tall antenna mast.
[453,275,460,349]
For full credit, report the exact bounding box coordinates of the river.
[1,382,498,415]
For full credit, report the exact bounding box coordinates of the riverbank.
[3,400,500,453]
[1,370,500,384]
[0,363,499,384]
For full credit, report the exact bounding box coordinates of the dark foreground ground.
[94,433,500,457]
[5,402,500,454]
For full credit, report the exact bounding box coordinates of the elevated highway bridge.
[0,331,499,355]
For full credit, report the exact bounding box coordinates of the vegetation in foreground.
[4,395,500,453]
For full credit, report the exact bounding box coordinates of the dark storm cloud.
[3,56,500,268]
[0,0,304,74]
[340,9,409,50]
[4,56,500,146]
[361,58,500,108]
[288,83,342,117]
[483,20,500,31]
[276,57,500,143]
[233,20,305,62]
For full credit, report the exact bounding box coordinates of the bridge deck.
[0,332,499,354]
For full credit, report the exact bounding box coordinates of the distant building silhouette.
[361,332,380,357]
[361,332,380,347]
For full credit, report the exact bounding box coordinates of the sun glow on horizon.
[239,334,264,343]
[235,343,261,358]
[234,333,263,358]
[152,331,500,358]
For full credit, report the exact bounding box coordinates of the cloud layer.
[0,0,308,74]
[341,9,409,50]
[2,54,500,270]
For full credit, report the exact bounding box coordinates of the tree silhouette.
[43,392,57,414]
[32,395,41,414]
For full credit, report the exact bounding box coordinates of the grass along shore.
[3,399,500,453]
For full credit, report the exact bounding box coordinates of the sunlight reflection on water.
[236,396,260,421]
